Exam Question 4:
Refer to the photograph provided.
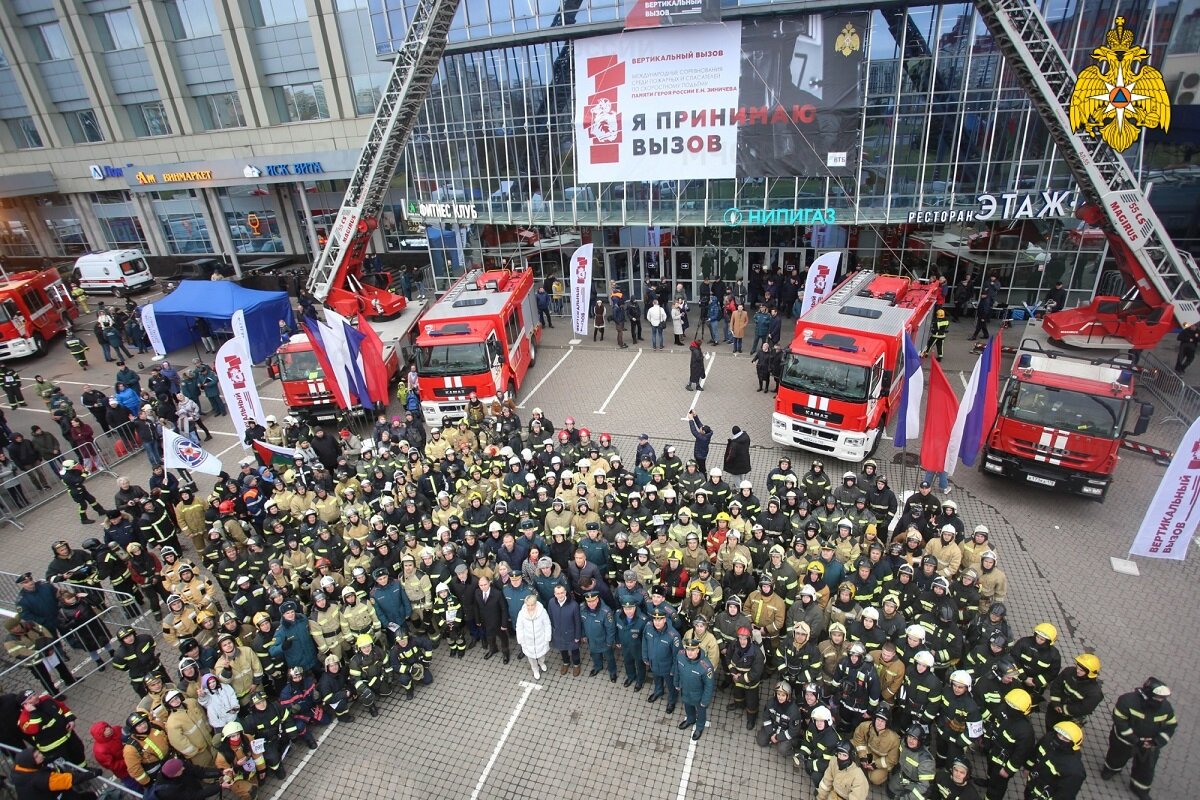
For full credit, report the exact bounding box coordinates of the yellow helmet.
[1033,622,1058,644]
[1004,688,1033,715]
[1075,653,1101,679]
[355,633,374,649]
[194,609,214,624]
[1053,720,1084,751]
[667,549,683,561]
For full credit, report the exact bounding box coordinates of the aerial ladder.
[971,0,1200,349]
[304,0,462,319]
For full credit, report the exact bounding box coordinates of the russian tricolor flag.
[944,332,1003,473]
[893,332,923,448]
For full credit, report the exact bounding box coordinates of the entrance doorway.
[673,247,696,300]
[636,247,664,301]
[779,248,806,274]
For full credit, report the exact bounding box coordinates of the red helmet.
[218,500,236,514]
[577,427,591,440]
[558,430,570,441]
[600,432,611,444]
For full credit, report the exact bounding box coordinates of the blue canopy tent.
[145,280,295,363]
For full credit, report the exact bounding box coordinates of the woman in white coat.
[196,672,240,731]
[514,594,552,680]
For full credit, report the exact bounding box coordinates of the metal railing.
[0,420,145,529]
[1137,351,1200,427]
[0,740,141,799]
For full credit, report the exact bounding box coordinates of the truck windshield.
[1001,382,1125,438]
[780,353,870,402]
[278,350,323,382]
[417,342,489,376]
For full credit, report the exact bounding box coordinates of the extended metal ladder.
[974,0,1200,324]
[306,0,462,303]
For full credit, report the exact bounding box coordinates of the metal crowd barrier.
[1137,351,1200,427]
[0,740,141,799]
[0,420,145,530]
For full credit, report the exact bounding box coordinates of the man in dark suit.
[475,575,511,663]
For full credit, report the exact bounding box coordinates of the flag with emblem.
[162,427,223,476]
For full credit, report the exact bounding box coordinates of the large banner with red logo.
[1129,416,1200,561]
[574,13,866,183]
[216,310,266,450]
[569,243,594,338]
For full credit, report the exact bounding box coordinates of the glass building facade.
[379,0,1199,305]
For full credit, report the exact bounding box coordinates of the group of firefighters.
[4,415,1179,800]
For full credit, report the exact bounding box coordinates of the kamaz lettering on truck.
[771,271,941,460]
[416,268,541,425]
[979,321,1153,501]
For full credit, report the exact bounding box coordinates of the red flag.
[356,313,391,406]
[920,358,960,473]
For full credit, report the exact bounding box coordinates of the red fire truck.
[0,268,77,360]
[415,267,541,424]
[771,271,941,460]
[267,302,423,420]
[979,321,1153,501]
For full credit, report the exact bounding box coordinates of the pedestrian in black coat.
[751,342,772,392]
[723,426,751,478]
[686,340,705,391]
[474,575,511,661]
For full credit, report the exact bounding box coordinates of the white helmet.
[949,670,973,689]
[709,467,722,477]
[739,480,753,490]
[905,624,927,641]
[914,651,935,668]
[811,706,833,723]
[265,414,277,424]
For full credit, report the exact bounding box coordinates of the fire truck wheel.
[528,338,537,367]
[507,380,517,404]
[32,333,46,356]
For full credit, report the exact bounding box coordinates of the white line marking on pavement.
[676,733,699,800]
[958,372,968,390]
[517,347,573,408]
[594,348,643,414]
[681,352,715,419]
[267,719,338,800]
[214,439,248,458]
[470,681,543,800]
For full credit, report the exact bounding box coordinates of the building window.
[158,213,213,254]
[0,45,9,67]
[249,0,307,26]
[31,23,71,62]
[7,117,44,149]
[196,93,247,130]
[351,74,385,116]
[95,9,143,51]
[44,219,90,257]
[0,220,38,257]
[274,82,329,122]
[65,110,104,144]
[166,0,220,39]
[129,101,172,137]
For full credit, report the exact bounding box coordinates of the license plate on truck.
[1026,475,1055,487]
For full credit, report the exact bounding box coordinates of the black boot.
[745,712,757,730]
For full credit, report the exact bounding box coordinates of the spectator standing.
[688,411,713,473]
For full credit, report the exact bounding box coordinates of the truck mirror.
[267,358,280,379]
[1132,402,1153,436]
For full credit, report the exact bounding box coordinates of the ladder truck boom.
[305,0,461,319]
[974,0,1200,349]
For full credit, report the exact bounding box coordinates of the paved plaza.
[0,311,1194,800]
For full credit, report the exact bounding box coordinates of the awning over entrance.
[0,171,57,198]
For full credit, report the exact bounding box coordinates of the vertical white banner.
[1130,416,1200,561]
[230,309,249,346]
[569,243,594,338]
[216,330,266,450]
[142,304,165,357]
[800,251,842,316]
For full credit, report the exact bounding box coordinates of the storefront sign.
[126,150,358,191]
[723,207,837,226]
[135,169,213,185]
[89,165,124,181]
[407,200,479,220]
[907,190,1078,224]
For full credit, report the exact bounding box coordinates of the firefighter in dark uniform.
[674,635,714,740]
[1024,721,1085,800]
[111,625,163,697]
[926,669,983,767]
[1010,622,1061,705]
[389,626,434,700]
[2,366,26,408]
[241,690,310,779]
[980,687,1034,800]
[316,654,356,722]
[348,633,392,715]
[1045,652,1103,730]
[64,330,90,369]
[61,460,105,524]
[726,625,766,729]
[1100,677,1177,800]
[923,308,949,361]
